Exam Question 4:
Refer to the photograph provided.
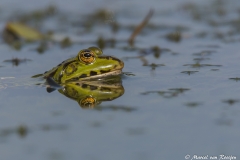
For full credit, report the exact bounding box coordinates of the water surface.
[1,0,240,160]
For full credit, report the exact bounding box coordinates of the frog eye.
[79,96,96,108]
[78,49,95,64]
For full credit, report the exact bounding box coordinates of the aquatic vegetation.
[222,99,240,105]
[183,63,222,68]
[3,22,43,42]
[193,58,211,62]
[141,88,190,98]
[181,71,199,75]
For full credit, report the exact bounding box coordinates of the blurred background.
[1,0,240,160]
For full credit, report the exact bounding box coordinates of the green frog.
[42,46,124,84]
[41,47,124,108]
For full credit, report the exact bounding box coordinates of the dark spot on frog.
[90,71,98,76]
[66,77,78,82]
[75,82,81,86]
[79,74,87,78]
[100,87,112,92]
[82,84,88,88]
[89,85,98,90]
[100,70,110,74]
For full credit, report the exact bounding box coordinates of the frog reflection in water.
[58,78,124,108]
[41,47,124,108]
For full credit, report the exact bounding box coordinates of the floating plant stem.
[128,9,154,46]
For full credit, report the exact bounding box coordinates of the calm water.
[1,0,240,160]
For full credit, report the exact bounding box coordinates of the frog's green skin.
[58,79,124,108]
[43,47,124,84]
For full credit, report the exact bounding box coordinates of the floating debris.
[181,71,199,75]
[110,21,119,33]
[165,31,182,42]
[122,56,148,66]
[17,125,28,138]
[169,88,190,93]
[151,46,161,58]
[139,46,166,58]
[222,99,239,105]
[3,22,43,42]
[2,22,44,50]
[60,37,72,48]
[128,9,154,46]
[122,72,136,76]
[211,69,219,71]
[229,77,240,82]
[143,63,165,70]
[97,36,105,49]
[3,58,32,66]
[36,41,48,53]
[185,102,202,107]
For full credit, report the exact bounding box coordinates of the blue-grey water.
[1,0,240,160]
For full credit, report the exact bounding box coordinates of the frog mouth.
[64,69,122,82]
[80,70,122,80]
